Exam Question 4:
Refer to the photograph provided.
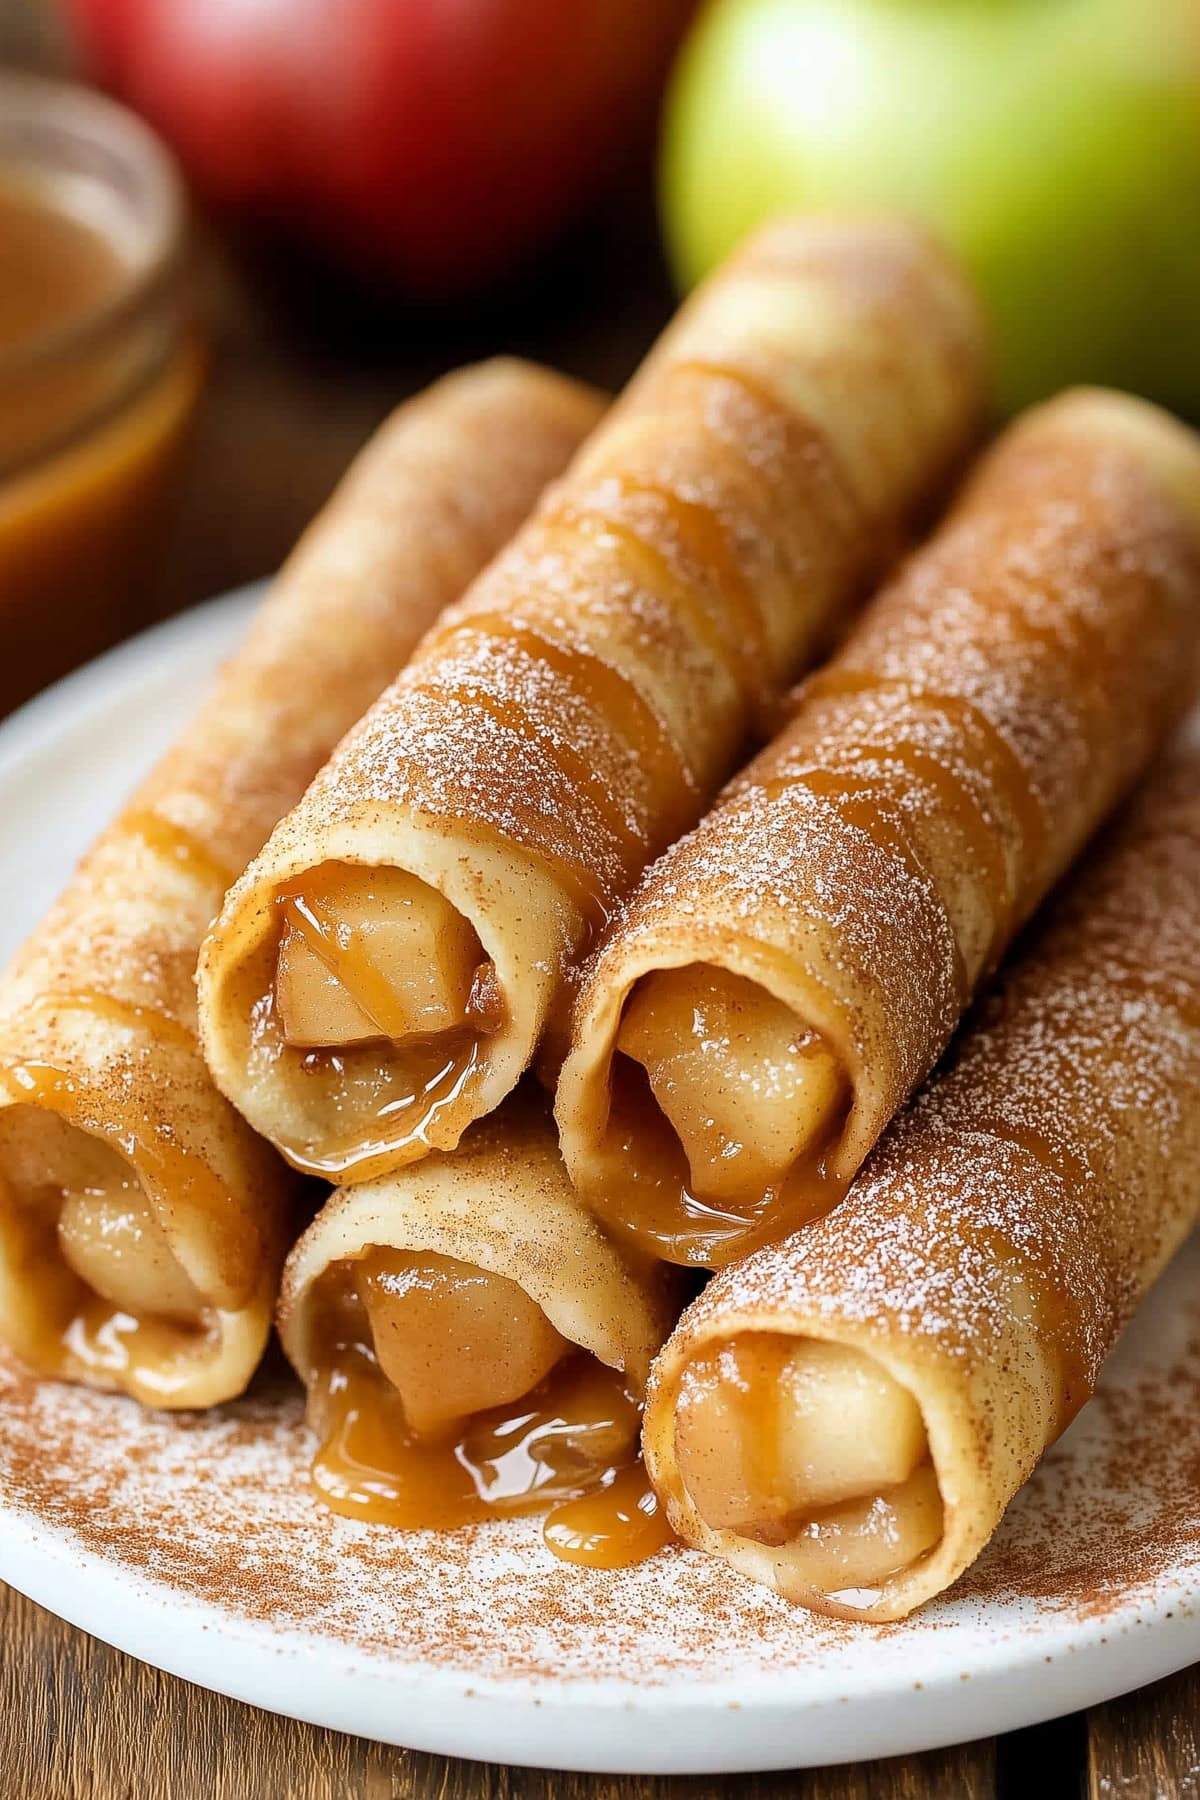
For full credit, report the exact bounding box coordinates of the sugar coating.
[673,746,1200,1405]
[574,393,1200,1182]
[0,363,599,1373]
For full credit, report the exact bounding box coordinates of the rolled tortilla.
[197,215,988,1185]
[557,388,1200,1266]
[643,744,1200,1619]
[279,1091,683,1565]
[0,360,601,1408]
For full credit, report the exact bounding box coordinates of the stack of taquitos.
[558,389,1200,1266]
[643,742,1200,1617]
[197,215,988,1186]
[0,361,601,1408]
[279,1090,682,1566]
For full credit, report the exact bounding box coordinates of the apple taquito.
[557,388,1200,1267]
[279,1091,682,1565]
[197,215,988,1186]
[0,360,601,1409]
[643,743,1200,1619]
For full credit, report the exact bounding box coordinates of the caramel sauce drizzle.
[667,355,870,528]
[121,808,236,895]
[309,1303,665,1568]
[0,1060,234,1227]
[548,476,769,706]
[426,608,694,810]
[793,734,1016,970]
[963,1099,1126,1432]
[26,989,196,1052]
[755,766,970,1009]
[281,1028,486,1182]
[414,610,701,936]
[799,669,1049,884]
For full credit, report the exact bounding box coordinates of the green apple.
[661,0,1200,412]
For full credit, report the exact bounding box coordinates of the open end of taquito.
[0,1062,280,1409]
[200,822,579,1184]
[643,1296,1053,1623]
[645,743,1200,1620]
[556,937,867,1270]
[278,1092,684,1566]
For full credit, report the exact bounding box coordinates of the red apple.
[65,0,695,296]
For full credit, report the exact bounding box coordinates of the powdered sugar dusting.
[572,393,1200,1183]
[3,1229,1200,1687]
[680,746,1200,1416]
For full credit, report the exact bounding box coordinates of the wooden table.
[2,17,1199,1798]
[3,1579,1199,1796]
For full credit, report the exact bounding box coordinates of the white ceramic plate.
[0,589,1198,1776]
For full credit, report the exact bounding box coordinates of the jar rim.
[0,70,186,381]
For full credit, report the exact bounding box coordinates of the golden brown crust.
[198,215,989,1181]
[644,745,1200,1618]
[0,359,602,1406]
[559,390,1200,1232]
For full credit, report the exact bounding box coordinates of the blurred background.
[0,0,1197,711]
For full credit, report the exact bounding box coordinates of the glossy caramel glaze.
[560,389,1200,1269]
[307,1262,660,1566]
[202,215,988,1183]
[597,1053,850,1269]
[541,1463,674,1569]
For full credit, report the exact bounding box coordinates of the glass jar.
[0,72,204,713]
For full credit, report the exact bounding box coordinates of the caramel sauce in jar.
[0,78,202,714]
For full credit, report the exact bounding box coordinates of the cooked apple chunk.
[675,1334,931,1534]
[275,864,484,1049]
[57,1186,203,1322]
[616,966,846,1200]
[357,1246,568,1439]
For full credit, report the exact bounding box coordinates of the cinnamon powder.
[1,1228,1198,1681]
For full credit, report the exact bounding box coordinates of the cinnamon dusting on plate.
[2,1227,1199,1681]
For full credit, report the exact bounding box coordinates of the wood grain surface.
[1,9,1198,1797]
[6,1574,1200,1798]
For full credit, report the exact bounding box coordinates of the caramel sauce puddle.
[310,1334,666,1569]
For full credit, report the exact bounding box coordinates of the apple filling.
[274,865,492,1050]
[674,1334,942,1594]
[356,1247,569,1438]
[601,965,848,1261]
[0,1102,204,1377]
[309,1247,644,1535]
